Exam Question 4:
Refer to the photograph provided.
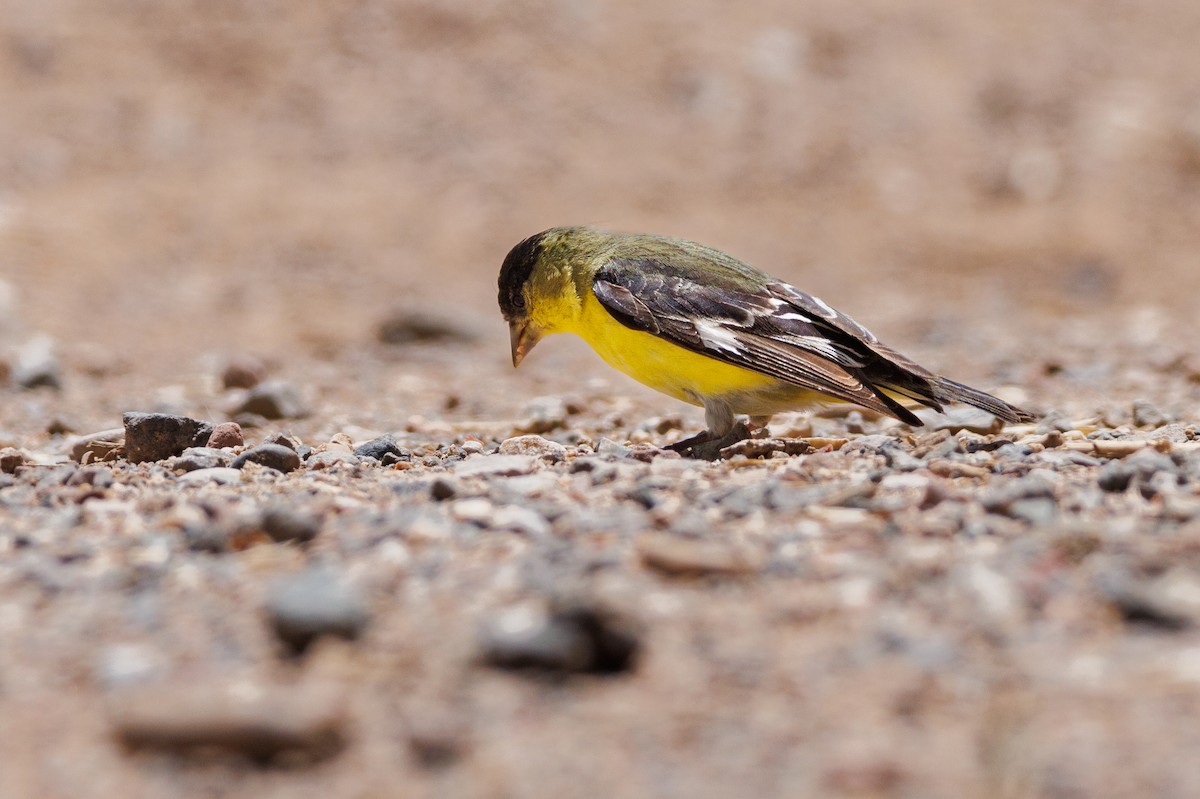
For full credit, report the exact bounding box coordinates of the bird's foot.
[665,422,753,461]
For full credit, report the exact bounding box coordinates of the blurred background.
[2,0,1199,377]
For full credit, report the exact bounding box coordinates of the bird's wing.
[592,258,931,423]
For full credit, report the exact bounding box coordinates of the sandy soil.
[2,2,1200,797]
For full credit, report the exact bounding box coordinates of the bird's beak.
[509,320,543,367]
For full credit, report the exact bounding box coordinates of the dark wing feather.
[593,259,928,423]
[593,258,1036,425]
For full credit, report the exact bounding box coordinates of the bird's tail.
[932,377,1035,424]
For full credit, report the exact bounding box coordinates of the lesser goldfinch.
[498,226,1033,453]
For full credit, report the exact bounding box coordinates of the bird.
[498,226,1034,455]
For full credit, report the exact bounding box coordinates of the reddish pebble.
[206,422,244,449]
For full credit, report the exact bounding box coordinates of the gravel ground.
[2,311,1199,798]
[4,2,1200,797]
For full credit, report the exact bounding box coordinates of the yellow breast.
[568,292,780,406]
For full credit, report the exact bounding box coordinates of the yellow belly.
[568,293,823,414]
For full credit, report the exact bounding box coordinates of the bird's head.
[498,227,593,367]
[497,230,546,367]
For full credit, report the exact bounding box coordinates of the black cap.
[497,231,547,319]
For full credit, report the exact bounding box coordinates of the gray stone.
[261,506,322,544]
[354,435,408,464]
[66,465,113,489]
[169,447,232,472]
[182,522,231,552]
[1132,399,1169,428]
[232,380,309,420]
[267,569,370,654]
[12,336,62,390]
[1123,447,1177,479]
[110,679,347,760]
[981,474,1056,516]
[232,444,301,473]
[1097,460,1134,493]
[481,602,639,675]
[1096,569,1200,631]
[1006,497,1058,526]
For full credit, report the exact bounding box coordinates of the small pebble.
[177,466,242,485]
[452,498,495,524]
[267,569,371,654]
[93,643,163,690]
[429,477,458,501]
[596,438,632,458]
[490,505,552,537]
[206,422,244,449]
[182,521,231,552]
[481,602,639,675]
[232,444,301,473]
[1132,399,1169,429]
[305,449,360,470]
[0,447,28,474]
[354,435,408,465]
[169,447,233,472]
[454,454,537,478]
[1096,570,1198,631]
[637,533,766,577]
[263,431,303,451]
[232,380,309,420]
[1006,497,1058,526]
[66,465,113,489]
[1097,460,1134,493]
[499,435,568,461]
[12,336,62,390]
[515,396,569,435]
[261,506,323,543]
[111,679,347,761]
